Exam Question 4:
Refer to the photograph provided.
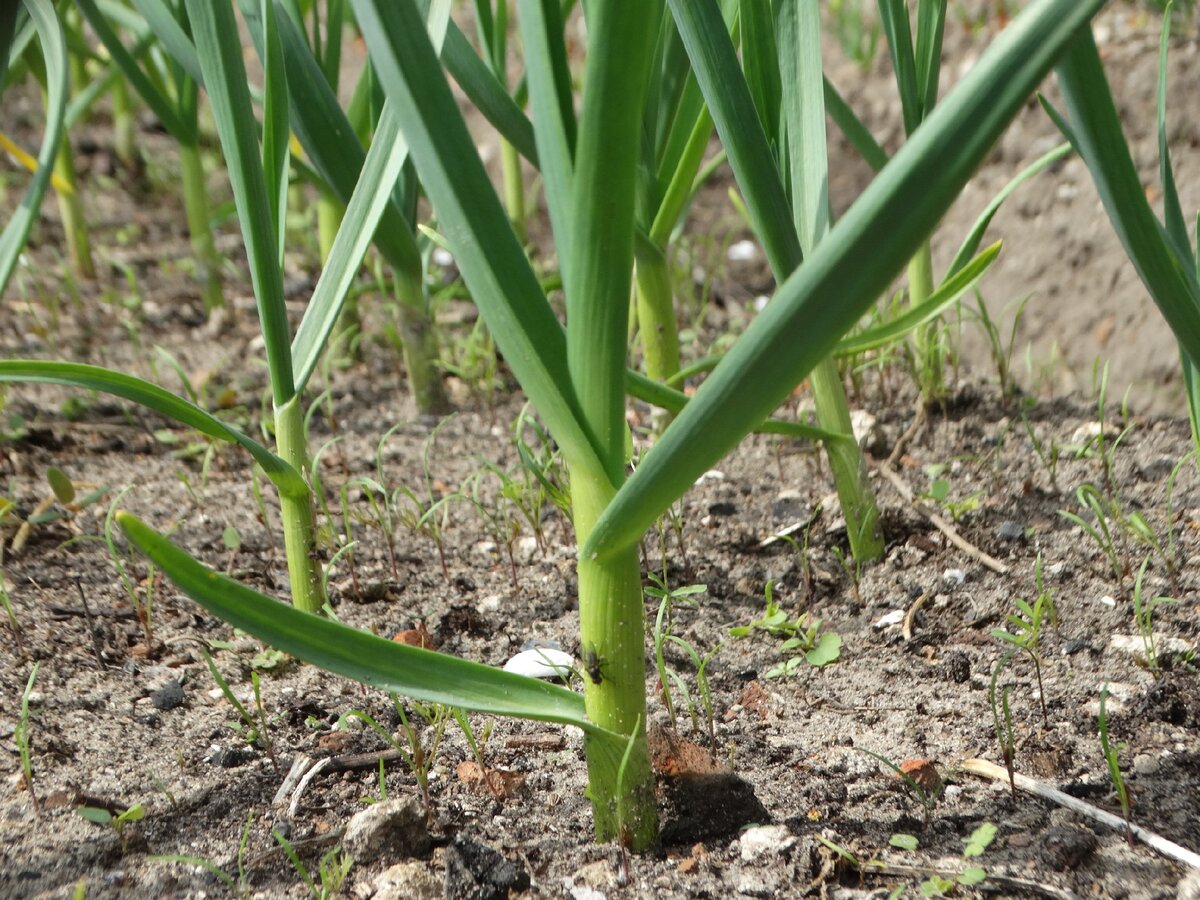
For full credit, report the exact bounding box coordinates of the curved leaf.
[117,512,596,732]
[0,361,306,497]
[836,242,1001,356]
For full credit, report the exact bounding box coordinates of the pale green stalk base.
[908,241,943,398]
[574,472,658,850]
[274,396,324,614]
[810,356,884,562]
[179,141,224,313]
[634,240,682,386]
[394,266,451,415]
[110,77,137,171]
[53,135,94,280]
[500,139,526,246]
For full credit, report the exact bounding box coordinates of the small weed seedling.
[991,554,1055,724]
[988,652,1018,802]
[858,748,944,828]
[203,649,279,773]
[273,830,354,900]
[647,575,719,741]
[105,491,158,650]
[731,582,842,678]
[340,697,451,811]
[1059,483,1127,586]
[16,662,41,817]
[77,803,146,849]
[921,463,984,523]
[1020,404,1062,491]
[1098,684,1134,845]
[7,466,109,557]
[0,568,25,655]
[151,810,255,898]
[889,821,996,896]
[1131,557,1178,677]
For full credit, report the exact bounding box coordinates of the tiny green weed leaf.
[77,807,114,825]
[890,833,919,851]
[964,822,997,857]
[958,866,987,885]
[921,874,955,897]
[806,632,842,667]
[222,526,242,551]
[46,467,75,505]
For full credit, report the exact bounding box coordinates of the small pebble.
[942,568,966,588]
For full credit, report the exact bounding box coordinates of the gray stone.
[343,796,430,864]
[996,520,1025,541]
[149,679,185,711]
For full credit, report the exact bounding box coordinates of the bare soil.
[1,7,1199,900]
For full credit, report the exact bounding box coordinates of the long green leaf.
[271,4,424,288]
[740,0,781,148]
[186,0,294,405]
[351,0,605,480]
[75,0,191,140]
[442,21,538,165]
[1156,3,1192,269]
[1051,28,1200,368]
[0,361,306,497]
[130,0,202,83]
[516,0,576,281]
[944,142,1070,279]
[290,101,410,393]
[914,0,946,120]
[877,0,920,135]
[565,1,662,480]
[260,0,290,266]
[584,0,1106,560]
[0,0,65,297]
[670,0,801,276]
[777,0,828,254]
[835,243,1001,356]
[117,513,597,731]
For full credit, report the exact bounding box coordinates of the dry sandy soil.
[1,5,1199,899]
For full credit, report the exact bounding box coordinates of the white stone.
[874,610,905,629]
[739,824,795,861]
[727,240,758,262]
[502,648,575,679]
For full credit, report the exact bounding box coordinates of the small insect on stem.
[582,645,606,685]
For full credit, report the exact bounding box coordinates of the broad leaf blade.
[0,361,306,497]
[443,21,538,165]
[877,0,920,135]
[117,513,595,731]
[777,0,828,253]
[584,0,1107,559]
